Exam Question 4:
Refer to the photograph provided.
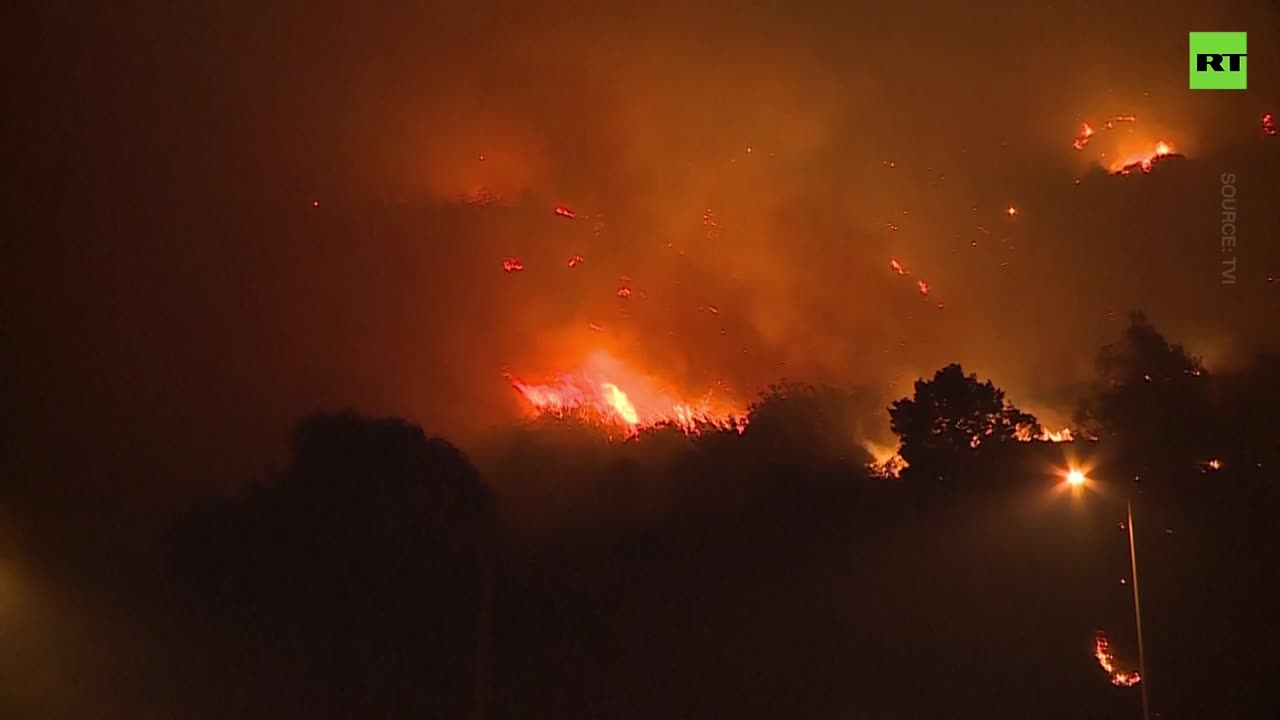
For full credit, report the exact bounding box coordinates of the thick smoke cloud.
[7,1,1280,539]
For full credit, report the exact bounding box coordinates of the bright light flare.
[1066,469,1086,486]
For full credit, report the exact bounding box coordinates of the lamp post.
[1125,499,1150,720]
[1065,467,1149,720]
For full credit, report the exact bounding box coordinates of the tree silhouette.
[1078,312,1212,474]
[889,364,1037,481]
[172,411,495,719]
[744,382,876,467]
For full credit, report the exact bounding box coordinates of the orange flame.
[1014,424,1074,443]
[1095,631,1141,687]
[1110,140,1177,175]
[1072,123,1095,150]
[863,440,908,479]
[508,351,746,436]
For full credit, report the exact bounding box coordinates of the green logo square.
[1190,32,1247,89]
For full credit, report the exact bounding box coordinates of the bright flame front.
[508,351,746,436]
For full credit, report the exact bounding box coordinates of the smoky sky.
[7,1,1280,541]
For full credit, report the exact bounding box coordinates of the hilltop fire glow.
[1111,140,1177,175]
[508,351,746,436]
[1094,631,1141,687]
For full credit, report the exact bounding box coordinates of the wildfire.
[1014,424,1074,442]
[508,351,746,436]
[1110,140,1179,175]
[1072,123,1095,150]
[1094,631,1141,687]
[863,440,908,478]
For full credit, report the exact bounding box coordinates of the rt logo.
[1190,32,1247,89]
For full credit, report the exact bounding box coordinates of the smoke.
[8,2,1280,526]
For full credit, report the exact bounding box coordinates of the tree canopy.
[889,364,1038,480]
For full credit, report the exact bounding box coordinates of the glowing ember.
[588,322,604,332]
[1094,631,1141,687]
[617,287,632,298]
[568,255,585,268]
[1202,458,1222,471]
[508,351,746,436]
[1263,113,1276,136]
[890,258,910,276]
[1006,205,1017,216]
[502,257,524,272]
[554,206,576,219]
[917,280,929,296]
[1072,123,1095,150]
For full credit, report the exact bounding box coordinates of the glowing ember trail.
[508,351,747,436]
[502,257,524,272]
[890,258,910,276]
[1094,631,1141,687]
[554,206,576,219]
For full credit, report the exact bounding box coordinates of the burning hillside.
[508,351,747,436]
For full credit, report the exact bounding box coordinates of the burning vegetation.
[508,351,746,436]
[1094,630,1141,687]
